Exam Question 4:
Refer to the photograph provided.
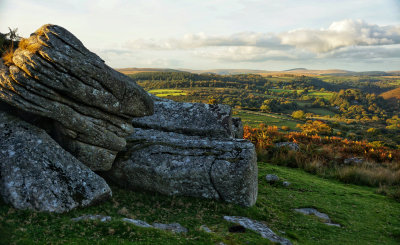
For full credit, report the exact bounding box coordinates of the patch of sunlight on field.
[234,110,299,129]
[148,89,188,97]
[308,91,333,99]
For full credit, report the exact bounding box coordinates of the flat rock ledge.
[132,99,240,138]
[0,24,153,171]
[0,111,111,213]
[106,128,258,207]
[224,216,292,245]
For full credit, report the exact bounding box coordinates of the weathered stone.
[200,225,212,233]
[132,100,234,138]
[121,218,188,233]
[152,223,188,233]
[344,157,363,165]
[0,24,153,170]
[266,174,280,183]
[106,128,258,207]
[294,208,341,227]
[282,181,291,187]
[275,142,300,151]
[0,111,111,213]
[223,216,292,245]
[122,218,153,228]
[72,215,111,222]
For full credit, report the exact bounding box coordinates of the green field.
[307,108,335,116]
[234,110,299,129]
[2,163,399,244]
[269,89,304,93]
[308,91,333,99]
[148,89,188,97]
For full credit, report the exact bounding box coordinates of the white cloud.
[280,19,400,52]
[124,19,400,58]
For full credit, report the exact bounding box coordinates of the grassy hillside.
[1,163,399,244]
[381,87,400,100]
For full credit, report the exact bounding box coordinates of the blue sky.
[0,0,399,71]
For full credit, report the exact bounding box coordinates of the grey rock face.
[294,208,341,227]
[232,117,244,139]
[132,100,234,138]
[266,174,280,183]
[275,142,300,151]
[107,128,258,207]
[0,111,111,213]
[223,216,292,245]
[0,24,153,170]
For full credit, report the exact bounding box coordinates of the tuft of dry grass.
[338,165,400,187]
[1,46,14,66]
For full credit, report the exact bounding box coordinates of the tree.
[292,110,305,119]
[298,120,333,136]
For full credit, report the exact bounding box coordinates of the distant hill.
[257,69,351,76]
[380,87,400,100]
[117,68,183,75]
[284,68,307,71]
[180,69,269,75]
[117,67,399,77]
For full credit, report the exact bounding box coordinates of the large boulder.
[106,128,258,207]
[0,111,111,213]
[0,24,154,170]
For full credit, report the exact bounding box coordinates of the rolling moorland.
[1,28,400,244]
[123,69,400,200]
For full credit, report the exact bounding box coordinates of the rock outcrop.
[107,99,258,207]
[0,24,257,211]
[0,24,154,170]
[0,111,111,213]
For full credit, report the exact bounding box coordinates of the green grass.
[269,89,304,93]
[1,163,399,244]
[307,108,335,116]
[307,92,333,99]
[234,110,299,129]
[148,89,188,97]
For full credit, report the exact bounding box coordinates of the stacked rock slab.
[0,111,111,213]
[107,98,258,207]
[0,24,153,170]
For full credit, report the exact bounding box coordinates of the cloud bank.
[122,19,400,63]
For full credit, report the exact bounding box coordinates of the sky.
[0,0,399,71]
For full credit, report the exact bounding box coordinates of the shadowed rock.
[0,24,153,170]
[107,128,258,207]
[0,111,111,213]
